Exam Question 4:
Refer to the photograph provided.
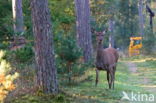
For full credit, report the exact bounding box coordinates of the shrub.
[0,50,19,102]
[142,27,156,54]
[55,33,90,84]
[0,42,9,50]
[13,46,34,63]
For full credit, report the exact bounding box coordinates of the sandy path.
[126,61,156,94]
[126,62,137,73]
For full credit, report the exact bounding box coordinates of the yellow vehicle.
[129,37,143,56]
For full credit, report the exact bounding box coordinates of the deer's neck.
[96,43,104,60]
[96,43,105,70]
[97,43,103,54]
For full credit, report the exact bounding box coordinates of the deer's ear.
[102,30,106,35]
[95,31,98,35]
[91,28,95,34]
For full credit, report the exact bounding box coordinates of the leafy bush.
[0,50,19,102]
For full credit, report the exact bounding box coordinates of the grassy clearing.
[131,57,156,94]
[10,59,151,103]
[124,56,156,87]
[62,61,148,103]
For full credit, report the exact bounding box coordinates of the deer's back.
[105,47,119,62]
[96,47,119,70]
[103,47,119,65]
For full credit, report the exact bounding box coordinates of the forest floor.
[6,56,156,103]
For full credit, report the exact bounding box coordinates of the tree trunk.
[74,0,93,62]
[138,0,144,36]
[12,0,24,33]
[109,19,115,48]
[30,0,58,94]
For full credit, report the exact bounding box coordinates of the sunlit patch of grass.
[120,55,147,61]
[121,55,156,63]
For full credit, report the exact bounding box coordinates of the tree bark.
[30,0,58,94]
[12,0,24,33]
[138,0,144,36]
[75,0,93,62]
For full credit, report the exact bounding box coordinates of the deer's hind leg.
[112,66,116,89]
[107,71,111,89]
[109,68,114,89]
[95,69,99,86]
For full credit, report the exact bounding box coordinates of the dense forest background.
[0,0,156,103]
[1,0,156,49]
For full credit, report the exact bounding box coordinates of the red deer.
[95,31,119,89]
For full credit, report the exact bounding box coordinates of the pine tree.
[74,0,93,62]
[30,0,58,94]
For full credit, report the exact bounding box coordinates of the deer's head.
[95,31,106,44]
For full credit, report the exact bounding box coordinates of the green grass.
[134,59,156,92]
[62,62,147,103]
[9,57,156,103]
[11,94,71,103]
